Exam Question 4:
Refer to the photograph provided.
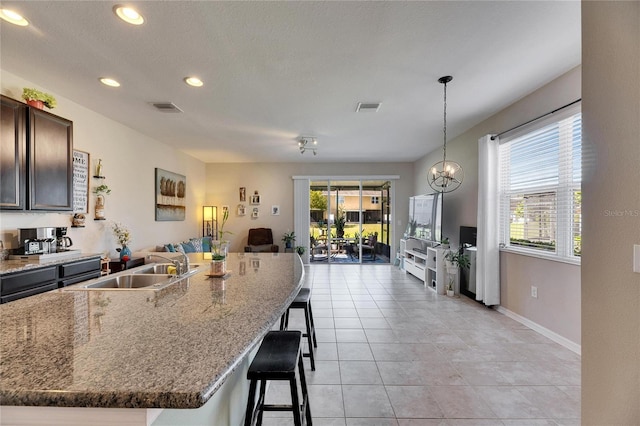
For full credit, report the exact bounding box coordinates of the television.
[406,193,442,244]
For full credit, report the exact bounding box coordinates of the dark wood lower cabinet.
[0,257,101,304]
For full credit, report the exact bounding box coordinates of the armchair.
[244,228,280,253]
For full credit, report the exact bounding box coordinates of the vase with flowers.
[210,208,232,276]
[112,222,132,261]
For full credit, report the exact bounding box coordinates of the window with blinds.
[499,111,582,261]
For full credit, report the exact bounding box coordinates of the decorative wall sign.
[72,150,89,213]
[155,168,186,221]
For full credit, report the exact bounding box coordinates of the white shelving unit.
[403,239,446,294]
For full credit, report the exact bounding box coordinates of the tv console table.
[402,239,446,294]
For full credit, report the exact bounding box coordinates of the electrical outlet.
[531,286,538,298]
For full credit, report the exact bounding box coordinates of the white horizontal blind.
[499,112,582,261]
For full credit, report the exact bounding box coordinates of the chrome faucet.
[146,253,189,275]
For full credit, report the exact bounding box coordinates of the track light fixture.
[298,137,318,156]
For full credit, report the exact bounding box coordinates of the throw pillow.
[189,238,203,253]
[202,237,212,252]
[181,241,196,253]
[164,243,176,252]
[175,243,185,254]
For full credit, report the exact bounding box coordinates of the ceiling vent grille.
[150,102,183,113]
[356,102,381,112]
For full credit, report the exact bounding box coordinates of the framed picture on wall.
[239,187,246,202]
[271,205,280,215]
[155,168,186,221]
[252,207,259,218]
[237,204,246,216]
[250,194,260,205]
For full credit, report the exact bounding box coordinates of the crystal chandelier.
[428,76,463,193]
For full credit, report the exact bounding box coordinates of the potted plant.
[440,237,450,249]
[334,213,346,238]
[443,249,470,296]
[282,231,296,249]
[112,222,132,261]
[212,208,232,260]
[93,184,111,220]
[295,246,306,256]
[22,88,57,109]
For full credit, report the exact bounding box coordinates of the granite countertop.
[0,252,103,275]
[0,252,303,409]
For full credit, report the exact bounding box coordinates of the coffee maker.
[55,227,73,251]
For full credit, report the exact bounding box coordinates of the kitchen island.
[0,252,304,425]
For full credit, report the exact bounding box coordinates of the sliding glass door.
[309,179,391,264]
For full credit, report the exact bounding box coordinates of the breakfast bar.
[0,252,304,425]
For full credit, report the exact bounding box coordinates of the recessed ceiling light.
[99,78,121,87]
[184,77,204,87]
[113,5,144,25]
[0,8,29,26]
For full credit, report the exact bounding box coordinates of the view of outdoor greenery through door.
[309,180,391,264]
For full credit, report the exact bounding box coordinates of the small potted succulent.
[282,231,296,249]
[295,245,306,256]
[22,88,57,109]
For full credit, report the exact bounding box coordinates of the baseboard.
[495,306,581,355]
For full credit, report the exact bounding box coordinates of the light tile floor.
[263,264,580,426]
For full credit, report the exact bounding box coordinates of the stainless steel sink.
[84,274,174,289]
[132,263,200,275]
[64,267,199,291]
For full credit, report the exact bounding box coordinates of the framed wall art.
[252,207,259,218]
[238,204,246,216]
[239,187,246,202]
[271,205,280,215]
[155,168,186,221]
[250,191,260,205]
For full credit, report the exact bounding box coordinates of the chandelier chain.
[442,79,448,165]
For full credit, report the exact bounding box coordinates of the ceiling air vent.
[150,102,183,113]
[356,102,381,112]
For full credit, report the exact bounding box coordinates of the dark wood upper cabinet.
[0,95,73,212]
[28,107,73,211]
[0,96,26,210]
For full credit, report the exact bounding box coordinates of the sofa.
[134,236,213,258]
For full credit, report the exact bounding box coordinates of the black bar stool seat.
[280,287,318,370]
[244,331,312,426]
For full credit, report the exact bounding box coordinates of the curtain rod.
[490,98,581,140]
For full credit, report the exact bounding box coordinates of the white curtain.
[476,135,500,306]
[293,178,310,264]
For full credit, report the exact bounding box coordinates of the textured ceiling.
[0,1,581,163]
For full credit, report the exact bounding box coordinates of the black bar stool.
[244,330,312,426]
[280,287,318,371]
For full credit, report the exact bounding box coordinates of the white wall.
[582,2,640,424]
[204,162,414,254]
[414,66,582,346]
[0,71,206,259]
